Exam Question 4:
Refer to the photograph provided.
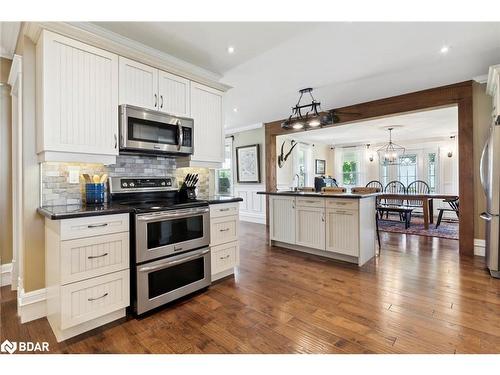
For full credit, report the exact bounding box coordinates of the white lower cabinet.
[295,206,325,250]
[209,202,240,281]
[269,196,296,244]
[269,195,376,266]
[325,208,359,257]
[45,213,130,342]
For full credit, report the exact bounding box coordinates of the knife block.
[178,185,197,201]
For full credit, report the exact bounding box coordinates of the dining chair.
[435,197,459,228]
[380,181,407,221]
[321,186,347,194]
[366,180,383,191]
[406,180,430,208]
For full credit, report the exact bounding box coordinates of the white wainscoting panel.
[234,184,266,224]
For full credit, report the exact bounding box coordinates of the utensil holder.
[85,183,105,205]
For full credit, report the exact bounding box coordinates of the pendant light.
[281,88,337,130]
[376,128,405,166]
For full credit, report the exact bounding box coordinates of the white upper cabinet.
[189,82,224,166]
[158,70,191,117]
[36,30,119,163]
[118,57,159,110]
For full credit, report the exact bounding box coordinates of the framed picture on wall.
[236,144,261,183]
[315,159,326,174]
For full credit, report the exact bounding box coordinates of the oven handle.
[136,207,209,222]
[138,249,210,273]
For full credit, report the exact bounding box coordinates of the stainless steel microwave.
[119,104,194,156]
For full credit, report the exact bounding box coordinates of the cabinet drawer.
[210,215,238,246]
[60,270,129,330]
[325,199,358,210]
[60,232,129,285]
[60,214,129,240]
[210,203,239,218]
[211,241,239,275]
[296,197,325,208]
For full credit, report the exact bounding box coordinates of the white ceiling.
[89,22,500,130]
[0,22,20,59]
[289,106,458,146]
[92,22,316,74]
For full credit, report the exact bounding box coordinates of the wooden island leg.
[423,198,429,229]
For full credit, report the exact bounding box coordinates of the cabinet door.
[325,209,359,256]
[269,196,296,244]
[190,82,224,164]
[158,70,190,117]
[38,30,119,156]
[295,207,325,250]
[118,57,158,110]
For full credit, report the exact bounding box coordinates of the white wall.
[276,134,335,190]
[227,127,266,224]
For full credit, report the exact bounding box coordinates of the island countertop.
[257,191,378,199]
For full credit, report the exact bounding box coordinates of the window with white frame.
[427,152,437,193]
[342,150,361,186]
[215,137,233,195]
[398,154,418,187]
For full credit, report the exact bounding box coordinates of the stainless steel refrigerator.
[480,115,500,278]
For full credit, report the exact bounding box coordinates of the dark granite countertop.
[198,195,244,205]
[37,203,134,220]
[256,191,379,199]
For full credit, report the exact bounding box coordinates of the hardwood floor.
[1,222,499,354]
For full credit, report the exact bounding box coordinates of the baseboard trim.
[474,238,486,257]
[1,263,12,287]
[18,287,47,323]
[239,212,266,225]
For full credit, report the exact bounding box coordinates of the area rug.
[378,214,459,240]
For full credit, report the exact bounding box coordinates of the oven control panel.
[110,176,177,193]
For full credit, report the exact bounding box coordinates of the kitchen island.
[258,191,378,266]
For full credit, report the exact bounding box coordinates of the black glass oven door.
[146,215,204,250]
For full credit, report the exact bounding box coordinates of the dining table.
[377,193,459,229]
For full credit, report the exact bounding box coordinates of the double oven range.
[109,176,211,315]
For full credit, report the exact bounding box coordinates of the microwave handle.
[177,120,183,150]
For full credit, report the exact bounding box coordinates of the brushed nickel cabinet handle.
[87,223,108,228]
[160,95,164,109]
[219,208,231,212]
[220,255,230,260]
[88,253,108,259]
[219,228,230,232]
[114,134,117,149]
[154,94,158,108]
[88,292,108,302]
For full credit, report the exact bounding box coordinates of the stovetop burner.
[108,176,208,214]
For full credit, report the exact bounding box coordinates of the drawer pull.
[87,252,108,260]
[219,255,231,260]
[219,208,231,212]
[88,292,108,302]
[87,223,108,228]
[219,228,230,232]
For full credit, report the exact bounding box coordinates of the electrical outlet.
[68,167,80,184]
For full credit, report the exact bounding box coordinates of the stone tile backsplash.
[41,155,211,206]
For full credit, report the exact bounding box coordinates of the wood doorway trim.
[264,81,474,256]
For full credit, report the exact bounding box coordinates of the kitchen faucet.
[293,173,300,191]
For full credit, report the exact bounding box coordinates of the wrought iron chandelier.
[281,88,337,130]
[377,128,405,166]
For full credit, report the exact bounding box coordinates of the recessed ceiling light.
[227,46,235,54]
[440,45,450,54]
[233,107,238,113]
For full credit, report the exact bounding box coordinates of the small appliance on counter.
[314,176,337,192]
[178,173,199,201]
[108,175,211,315]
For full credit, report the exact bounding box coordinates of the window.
[380,164,389,187]
[215,138,233,195]
[398,154,417,187]
[297,148,306,187]
[428,152,437,193]
[342,151,360,186]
